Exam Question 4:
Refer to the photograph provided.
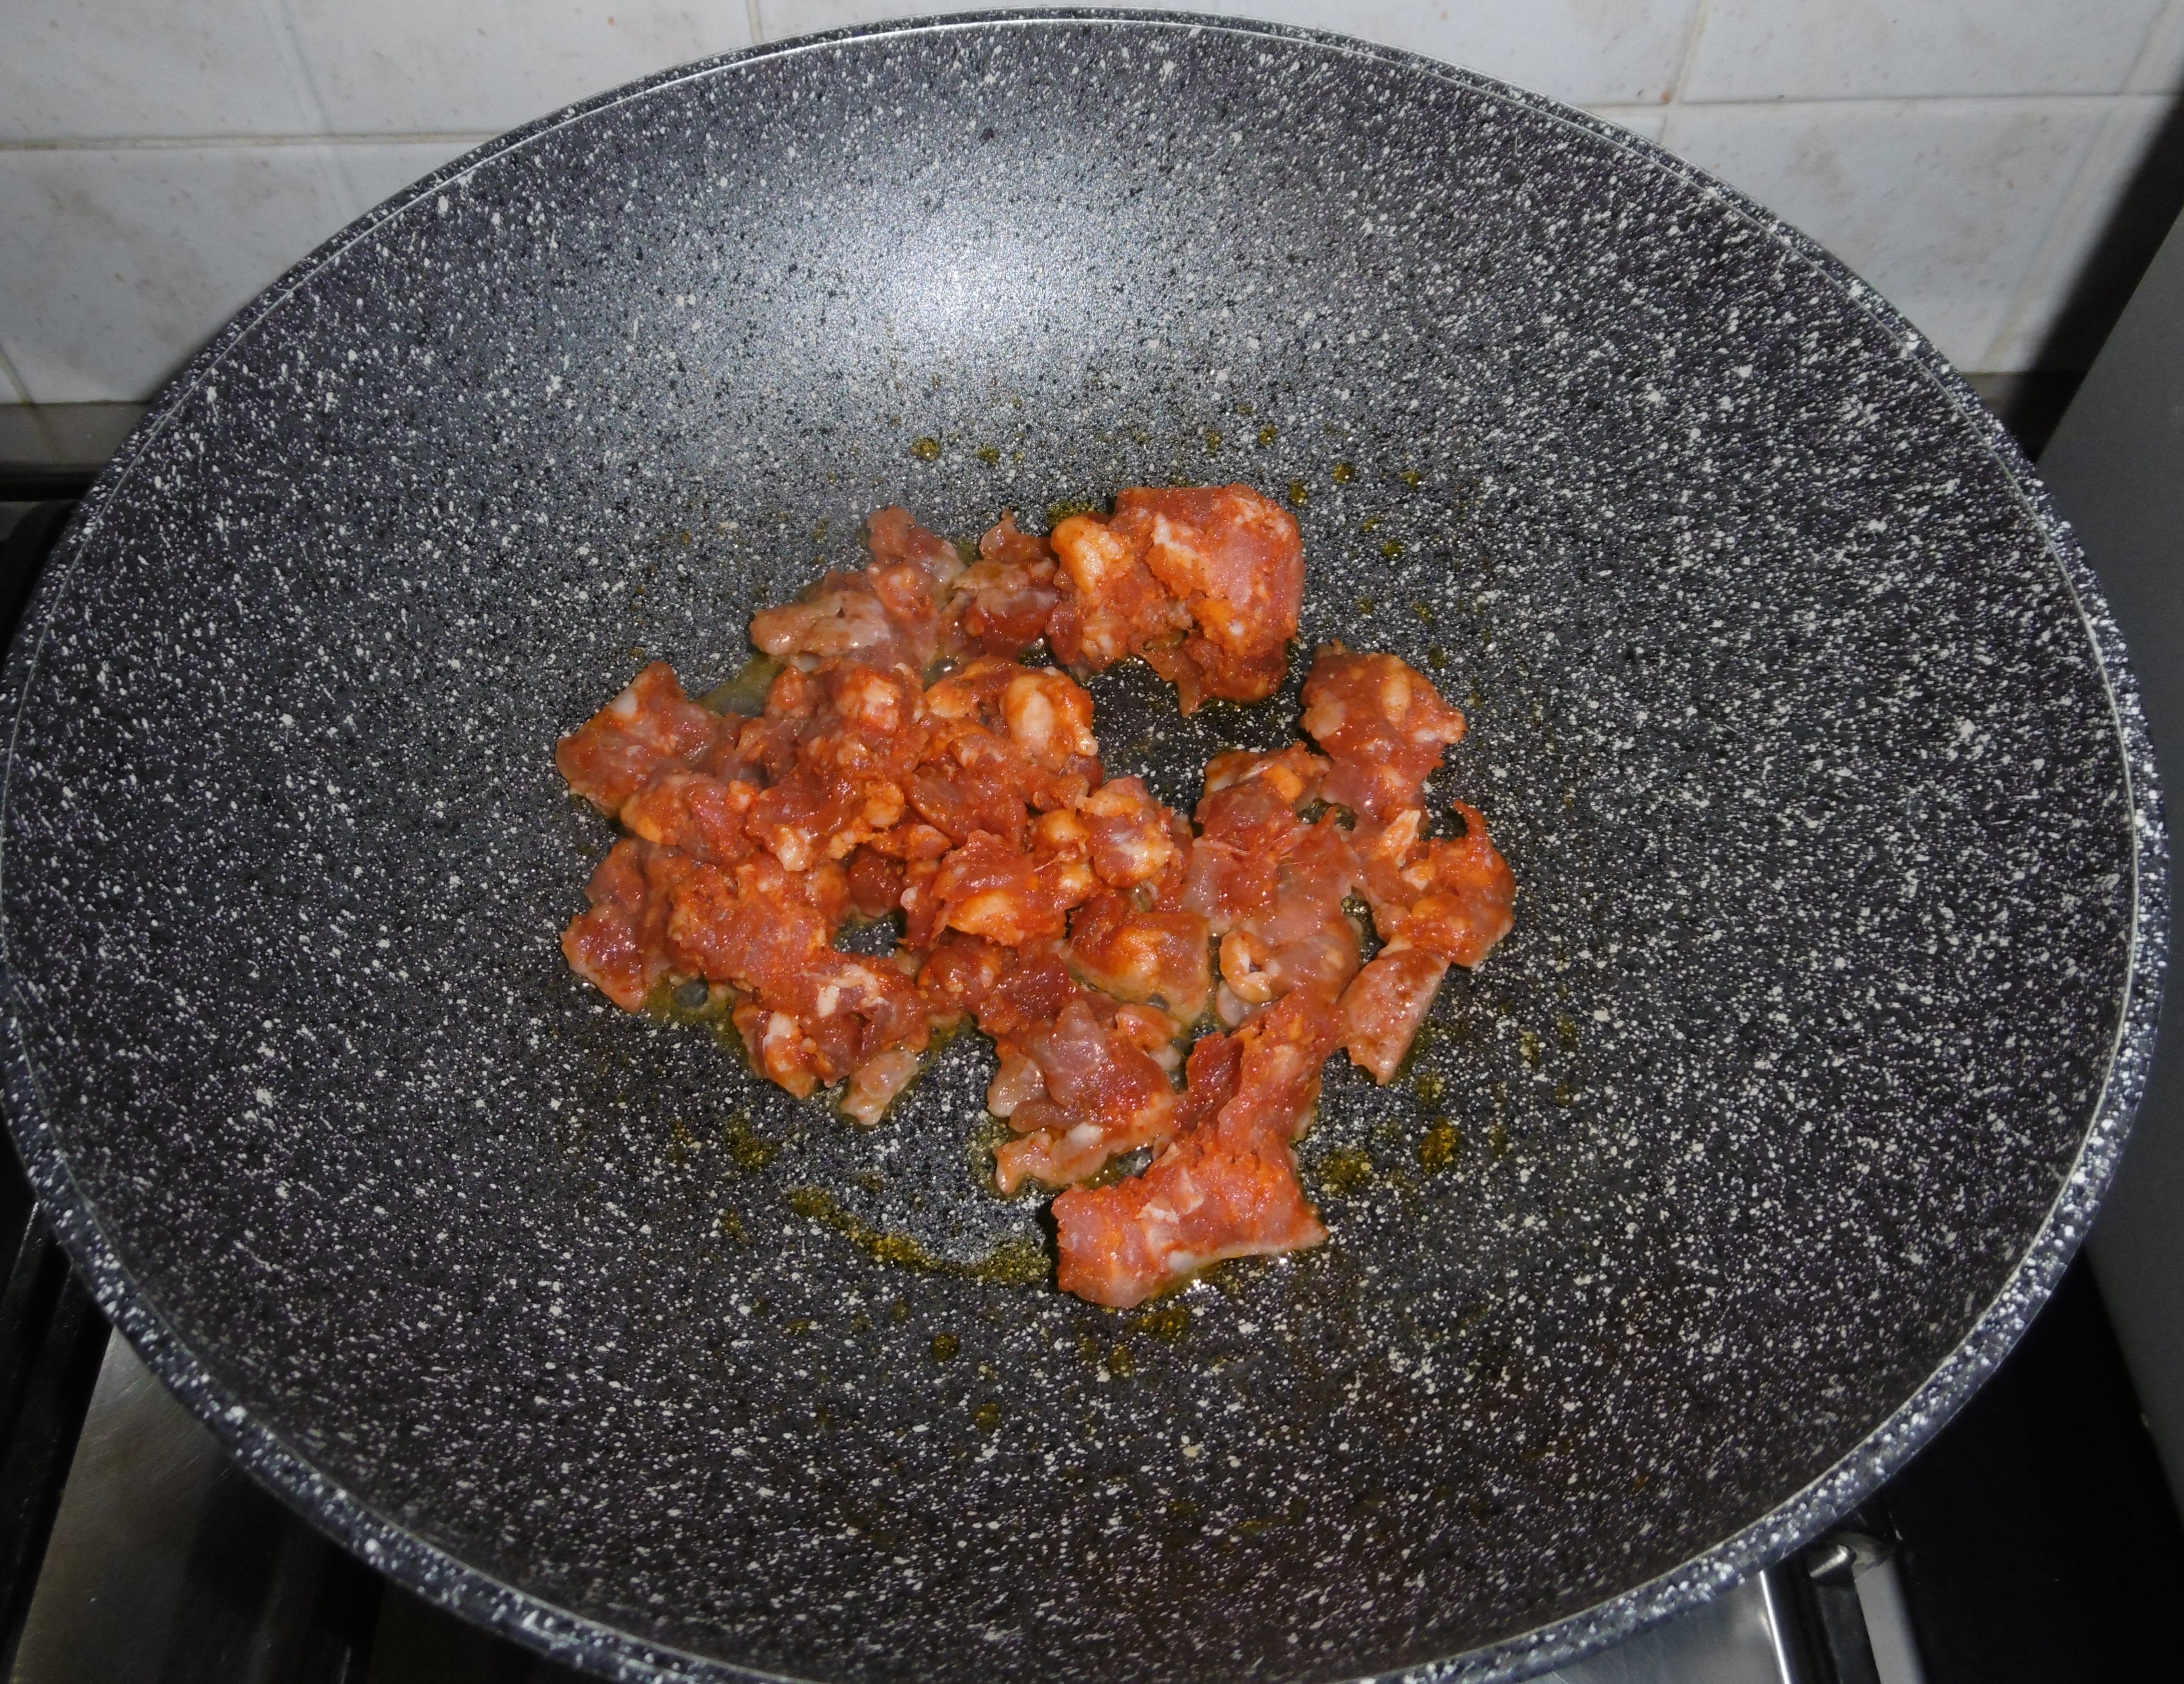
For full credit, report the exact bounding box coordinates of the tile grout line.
[1981,1,2180,369]
[1978,97,2153,371]
[0,345,31,409]
[246,0,326,136]
[0,133,503,152]
[746,0,766,47]
[0,94,2166,157]
[1661,90,2152,115]
[1657,0,1720,153]
[254,0,370,216]
[2124,0,2184,91]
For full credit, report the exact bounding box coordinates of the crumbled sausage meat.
[555,495,1513,1304]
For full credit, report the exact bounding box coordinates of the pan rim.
[0,9,2165,1682]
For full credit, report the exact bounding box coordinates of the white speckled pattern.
[0,14,2165,1684]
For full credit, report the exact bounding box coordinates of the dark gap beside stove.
[1875,1260,2184,1682]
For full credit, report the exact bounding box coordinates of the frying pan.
[0,11,2163,1682]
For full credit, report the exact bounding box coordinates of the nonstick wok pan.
[0,11,2164,1682]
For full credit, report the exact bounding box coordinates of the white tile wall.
[0,140,474,404]
[753,0,1701,105]
[1,0,2179,407]
[282,1,757,136]
[1985,92,2181,366]
[1,0,306,141]
[1666,97,2114,364]
[1682,0,2170,101]
[2131,0,2184,90]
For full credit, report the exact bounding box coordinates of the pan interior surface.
[0,16,2153,1684]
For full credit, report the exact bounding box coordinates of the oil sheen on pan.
[553,488,1516,1309]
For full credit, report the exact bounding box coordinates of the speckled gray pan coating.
[0,11,2163,1683]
